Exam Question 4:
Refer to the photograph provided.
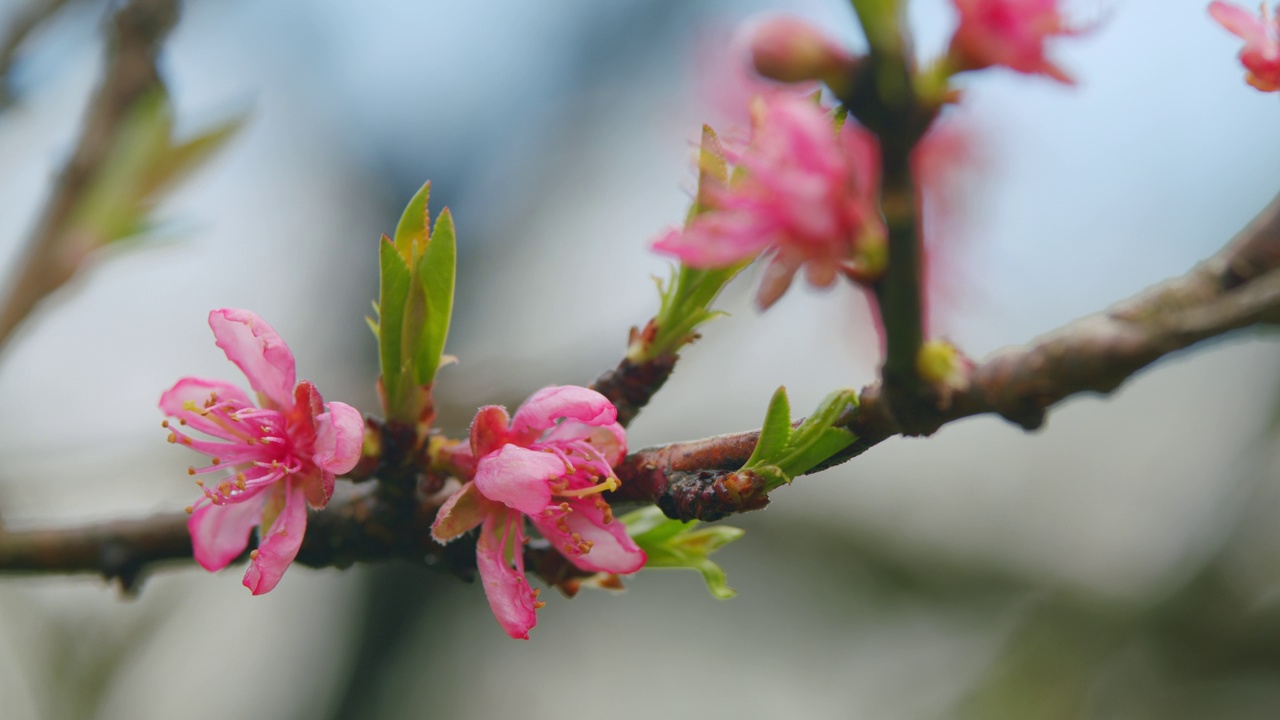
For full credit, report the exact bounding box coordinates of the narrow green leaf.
[413,207,457,385]
[774,389,859,477]
[137,113,246,200]
[392,180,431,263]
[693,559,738,599]
[378,235,412,414]
[745,386,793,468]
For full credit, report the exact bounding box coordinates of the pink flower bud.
[750,16,856,87]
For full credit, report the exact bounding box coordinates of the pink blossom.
[432,386,646,639]
[1210,2,1280,91]
[653,93,882,309]
[948,0,1079,84]
[161,309,364,595]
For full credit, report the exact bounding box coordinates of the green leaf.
[774,389,859,479]
[377,235,412,414]
[741,388,859,490]
[413,208,456,386]
[69,89,245,248]
[620,507,745,600]
[393,180,431,264]
[745,386,792,468]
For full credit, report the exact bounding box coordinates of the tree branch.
[2,194,1278,584]
[611,191,1280,515]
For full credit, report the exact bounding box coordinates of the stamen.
[249,549,259,560]
[555,476,619,499]
[184,505,194,514]
[161,420,169,428]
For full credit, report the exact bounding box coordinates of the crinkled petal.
[543,421,627,465]
[473,445,563,516]
[470,405,511,458]
[159,377,252,417]
[531,498,647,575]
[314,401,364,475]
[651,215,774,268]
[243,481,307,595]
[476,510,538,639]
[509,386,617,439]
[432,482,492,542]
[209,309,297,410]
[1210,1,1267,46]
[188,489,266,572]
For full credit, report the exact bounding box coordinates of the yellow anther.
[187,467,196,476]
[184,505,194,514]
[195,479,204,486]
[235,477,246,491]
[249,549,259,560]
[166,432,177,444]
[211,458,221,465]
[161,420,169,428]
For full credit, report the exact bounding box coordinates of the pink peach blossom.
[432,386,645,639]
[161,309,363,595]
[948,0,1079,84]
[1210,2,1280,91]
[653,93,882,309]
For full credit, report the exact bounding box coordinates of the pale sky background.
[0,1,1278,718]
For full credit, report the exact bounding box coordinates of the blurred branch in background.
[0,0,239,356]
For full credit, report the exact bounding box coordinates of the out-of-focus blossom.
[432,386,646,639]
[653,93,882,309]
[750,15,856,91]
[161,309,363,595]
[948,0,1079,84]
[1209,2,1280,91]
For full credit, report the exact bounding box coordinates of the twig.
[0,0,176,354]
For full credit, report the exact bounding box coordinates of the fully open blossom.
[432,386,646,639]
[948,0,1079,84]
[1210,2,1280,91]
[161,309,363,594]
[653,93,882,309]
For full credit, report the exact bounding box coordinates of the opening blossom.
[432,386,647,639]
[1210,2,1280,91]
[653,92,882,309]
[160,309,364,595]
[947,0,1079,84]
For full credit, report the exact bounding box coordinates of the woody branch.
[2,190,1278,583]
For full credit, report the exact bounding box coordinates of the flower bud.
[750,16,855,88]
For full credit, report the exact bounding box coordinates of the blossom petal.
[159,377,252,417]
[1210,1,1267,46]
[432,481,492,542]
[531,498,647,575]
[543,421,627,465]
[509,386,617,439]
[209,309,296,410]
[469,405,511,458]
[243,481,307,595]
[314,401,364,475]
[188,491,265,572]
[473,445,562,516]
[476,510,538,639]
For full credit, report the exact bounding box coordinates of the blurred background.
[1,0,1279,717]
